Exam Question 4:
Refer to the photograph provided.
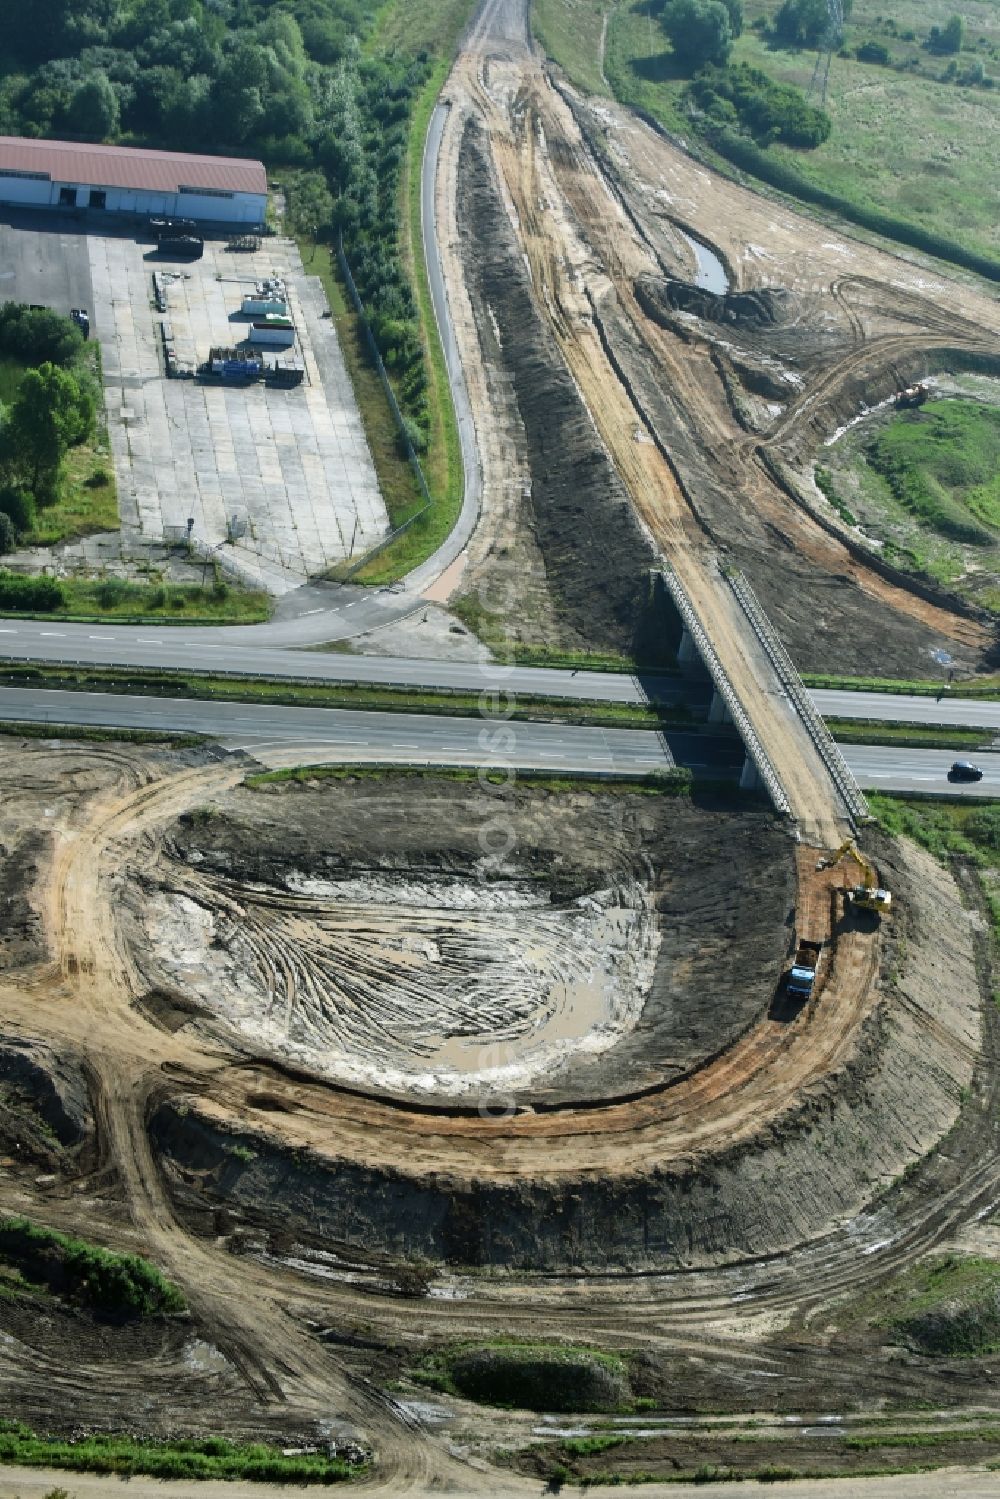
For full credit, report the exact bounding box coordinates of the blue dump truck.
[786,939,822,1001]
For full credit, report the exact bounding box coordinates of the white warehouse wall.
[0,176,266,225]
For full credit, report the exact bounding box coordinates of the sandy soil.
[0,722,991,1483]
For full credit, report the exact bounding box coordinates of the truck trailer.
[786,939,822,1000]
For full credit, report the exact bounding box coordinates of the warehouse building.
[0,137,267,226]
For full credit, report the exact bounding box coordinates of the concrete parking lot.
[91,235,388,591]
[0,216,388,593]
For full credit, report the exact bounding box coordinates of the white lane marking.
[136,638,164,645]
[0,629,16,634]
[40,632,65,637]
[303,608,324,616]
[344,601,357,608]
[88,635,114,641]
[392,743,421,749]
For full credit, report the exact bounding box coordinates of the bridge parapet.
[725,569,870,829]
[659,567,792,818]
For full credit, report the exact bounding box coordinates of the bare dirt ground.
[444,0,1000,702]
[0,735,994,1492]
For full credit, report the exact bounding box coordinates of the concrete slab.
[86,233,387,593]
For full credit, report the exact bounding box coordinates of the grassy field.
[822,396,1000,611]
[733,1,1000,264]
[0,577,271,625]
[25,445,119,546]
[537,0,1000,267]
[533,0,613,94]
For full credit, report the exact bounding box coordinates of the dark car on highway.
[949,760,984,782]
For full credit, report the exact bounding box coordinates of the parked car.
[949,760,984,783]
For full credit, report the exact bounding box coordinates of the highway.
[2,687,997,795]
[1,620,999,729]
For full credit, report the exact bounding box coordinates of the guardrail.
[658,568,792,817]
[726,569,871,828]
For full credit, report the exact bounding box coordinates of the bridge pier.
[739,755,762,793]
[708,688,732,726]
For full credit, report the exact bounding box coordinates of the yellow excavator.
[823,839,892,914]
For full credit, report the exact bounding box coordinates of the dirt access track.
[437,0,1000,844]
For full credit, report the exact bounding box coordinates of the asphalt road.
[2,621,1000,730]
[842,743,1000,795]
[0,688,682,775]
[2,687,996,794]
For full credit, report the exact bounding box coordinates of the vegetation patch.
[0,571,269,623]
[865,400,1000,546]
[0,1217,184,1319]
[0,1422,361,1482]
[870,794,1000,945]
[0,306,114,554]
[245,764,693,795]
[558,0,1000,278]
[867,1255,1000,1356]
[414,1341,635,1412]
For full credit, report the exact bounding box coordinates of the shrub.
[856,41,891,64]
[0,1217,185,1318]
[96,578,129,609]
[0,304,83,367]
[690,63,831,148]
[0,484,34,533]
[0,571,64,611]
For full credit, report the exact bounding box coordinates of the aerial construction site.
[2,0,1000,1493]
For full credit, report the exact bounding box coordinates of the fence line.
[335,235,432,578]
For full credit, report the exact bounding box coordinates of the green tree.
[942,13,964,53]
[3,362,94,501]
[660,0,735,69]
[287,170,334,241]
[66,71,120,137]
[774,0,852,48]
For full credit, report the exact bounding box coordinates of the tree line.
[0,0,382,162]
[0,305,98,555]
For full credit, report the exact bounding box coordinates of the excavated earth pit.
[125,774,793,1106]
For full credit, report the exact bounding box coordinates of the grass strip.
[829,719,990,751]
[299,239,426,540]
[0,722,202,745]
[0,578,270,626]
[0,1422,359,1483]
[245,764,693,796]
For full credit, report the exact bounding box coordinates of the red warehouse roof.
[0,137,266,196]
